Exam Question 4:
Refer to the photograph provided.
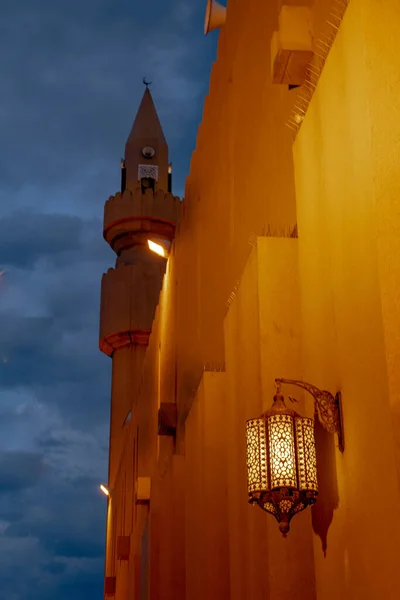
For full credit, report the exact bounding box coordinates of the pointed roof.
[126,88,167,145]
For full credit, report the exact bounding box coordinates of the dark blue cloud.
[0,1,217,598]
[43,561,67,576]
[44,579,104,600]
[0,0,216,207]
[0,451,46,491]
[0,211,82,269]
[0,210,112,269]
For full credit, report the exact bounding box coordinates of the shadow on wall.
[312,418,339,556]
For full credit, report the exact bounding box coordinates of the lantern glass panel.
[268,414,297,488]
[246,418,269,494]
[295,417,318,492]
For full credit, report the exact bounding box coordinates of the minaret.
[99,86,180,597]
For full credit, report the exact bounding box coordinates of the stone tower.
[99,87,180,594]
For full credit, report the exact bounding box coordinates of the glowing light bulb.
[100,484,110,496]
[148,240,166,258]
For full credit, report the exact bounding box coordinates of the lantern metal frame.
[247,392,319,536]
[246,379,344,536]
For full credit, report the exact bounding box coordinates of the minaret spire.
[124,86,169,193]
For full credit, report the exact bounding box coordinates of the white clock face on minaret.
[142,146,155,158]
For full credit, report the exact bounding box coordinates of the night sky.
[0,1,217,598]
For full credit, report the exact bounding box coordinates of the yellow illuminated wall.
[294,1,400,597]
[104,1,400,599]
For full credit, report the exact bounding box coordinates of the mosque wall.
[105,0,400,598]
[293,1,400,597]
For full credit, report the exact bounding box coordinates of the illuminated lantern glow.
[246,392,318,536]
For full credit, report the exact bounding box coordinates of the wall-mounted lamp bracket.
[275,378,344,452]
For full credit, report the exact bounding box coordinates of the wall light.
[246,378,344,536]
[148,239,168,258]
[100,484,111,497]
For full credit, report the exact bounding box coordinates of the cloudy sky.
[0,1,217,598]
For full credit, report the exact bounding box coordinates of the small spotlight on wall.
[148,240,167,258]
[100,484,110,497]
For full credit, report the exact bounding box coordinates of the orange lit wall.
[294,1,400,597]
[104,1,400,599]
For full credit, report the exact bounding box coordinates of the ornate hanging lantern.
[246,379,344,536]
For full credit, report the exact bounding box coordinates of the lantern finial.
[279,522,290,537]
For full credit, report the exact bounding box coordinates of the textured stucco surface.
[102,0,400,598]
[294,1,400,597]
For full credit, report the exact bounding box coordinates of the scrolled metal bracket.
[275,378,345,452]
